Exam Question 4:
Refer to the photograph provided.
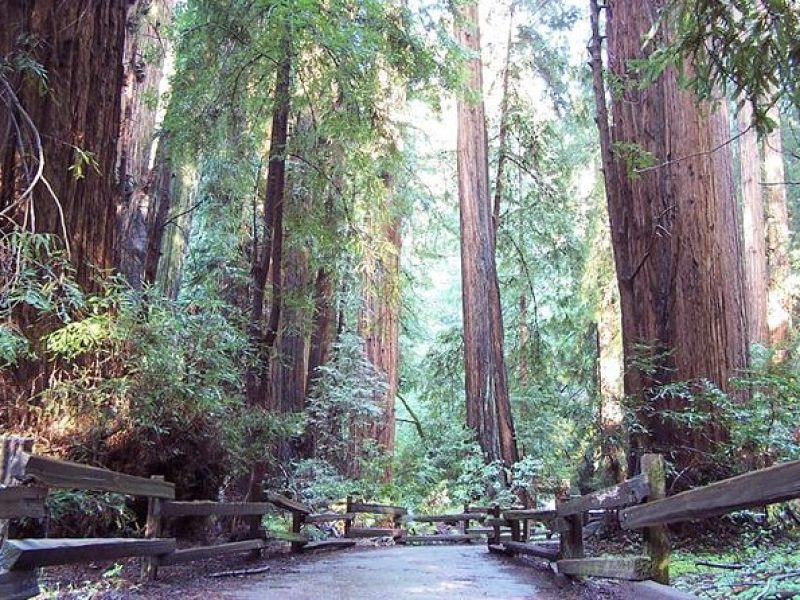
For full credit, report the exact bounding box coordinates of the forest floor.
[37,543,691,599]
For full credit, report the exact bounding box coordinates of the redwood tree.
[763,108,792,347]
[357,177,401,472]
[738,103,769,345]
[454,1,519,469]
[591,0,749,481]
[1,0,132,407]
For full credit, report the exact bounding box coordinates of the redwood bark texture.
[600,0,749,480]
[1,0,129,284]
[454,2,519,469]
[357,200,401,468]
[738,104,768,345]
[116,0,174,288]
[1,0,131,408]
[763,108,792,347]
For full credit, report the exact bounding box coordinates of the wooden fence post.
[556,488,584,559]
[344,495,353,538]
[641,453,669,584]
[141,476,164,581]
[0,436,34,546]
[290,510,304,553]
[490,504,500,547]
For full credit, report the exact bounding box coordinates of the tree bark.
[357,181,401,475]
[763,107,792,347]
[596,0,749,482]
[492,4,515,240]
[738,103,768,345]
[454,1,519,470]
[0,0,131,410]
[0,0,129,285]
[245,37,291,507]
[115,0,175,288]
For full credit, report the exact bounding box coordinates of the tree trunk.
[0,0,131,410]
[492,3,514,240]
[596,0,749,483]
[115,0,175,288]
[357,183,401,476]
[454,1,519,470]
[763,108,792,348]
[245,38,291,507]
[738,103,769,345]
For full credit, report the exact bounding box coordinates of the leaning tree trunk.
[595,0,749,483]
[763,108,792,348]
[454,1,519,470]
[0,0,132,413]
[738,103,769,345]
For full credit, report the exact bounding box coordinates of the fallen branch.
[695,560,746,570]
[209,565,271,578]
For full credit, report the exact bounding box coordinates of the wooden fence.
[0,444,405,599]
[487,452,800,588]
[4,440,800,597]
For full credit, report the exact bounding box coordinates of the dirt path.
[218,545,691,600]
[221,545,566,599]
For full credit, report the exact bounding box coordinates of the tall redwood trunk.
[358,188,401,474]
[593,0,748,482]
[454,1,519,470]
[738,104,768,345]
[245,39,291,506]
[0,0,131,410]
[116,0,174,288]
[763,108,792,347]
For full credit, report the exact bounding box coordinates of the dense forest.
[2,0,800,597]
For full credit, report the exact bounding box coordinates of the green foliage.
[305,332,387,474]
[44,490,137,538]
[624,344,800,484]
[645,0,800,133]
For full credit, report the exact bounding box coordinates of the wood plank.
[2,538,177,569]
[300,539,356,552]
[484,517,511,527]
[304,512,354,523]
[464,527,494,535]
[349,502,407,517]
[503,509,557,521]
[399,534,481,544]
[502,541,560,561]
[621,459,800,529]
[264,492,311,515]
[159,540,264,566]
[162,501,272,518]
[0,570,39,600]
[0,487,46,519]
[409,513,484,523]
[557,557,653,580]
[14,454,175,499]
[558,475,650,517]
[346,527,402,538]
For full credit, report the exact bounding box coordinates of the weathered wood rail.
[400,504,491,545]
[489,452,800,591]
